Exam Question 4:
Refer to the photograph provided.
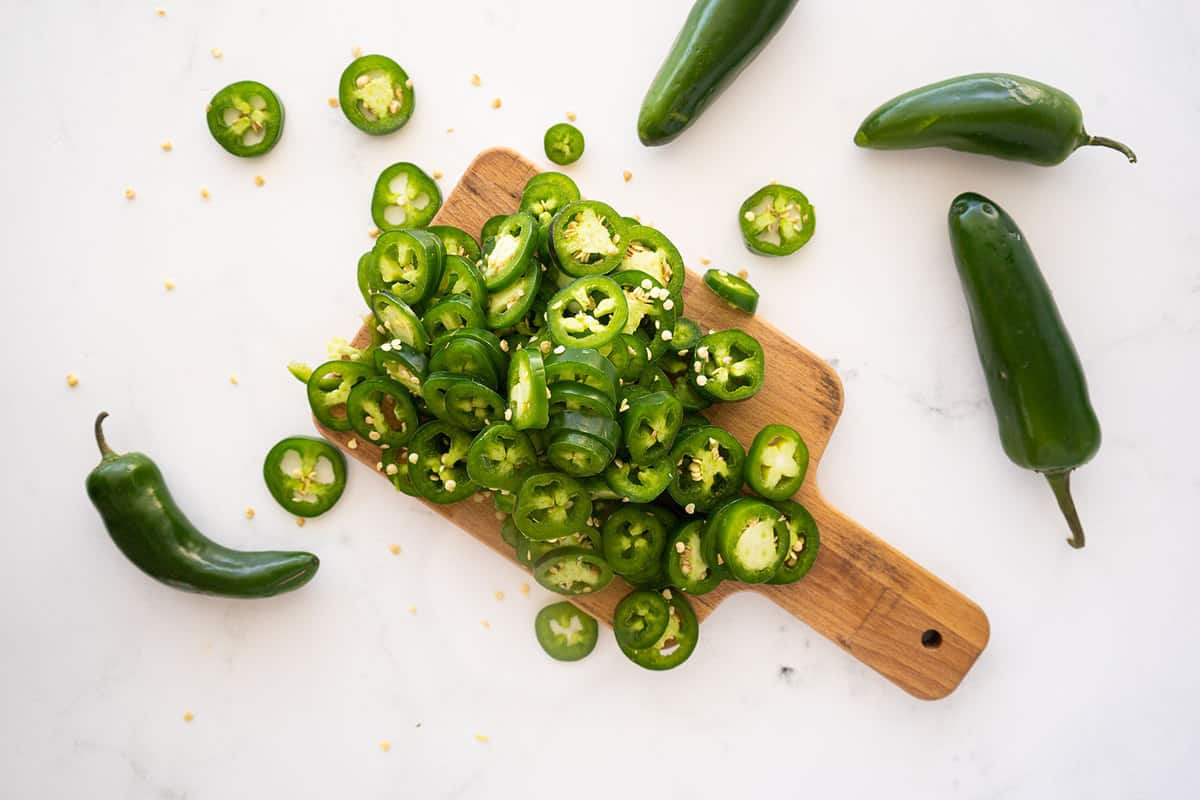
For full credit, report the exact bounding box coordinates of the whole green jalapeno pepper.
[855,73,1136,166]
[86,414,320,598]
[948,192,1101,548]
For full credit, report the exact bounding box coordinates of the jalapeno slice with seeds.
[443,381,505,431]
[616,589,699,671]
[620,389,683,464]
[262,436,346,517]
[603,454,673,504]
[428,328,498,388]
[768,499,820,585]
[620,225,685,298]
[668,425,745,512]
[546,275,630,350]
[713,498,789,583]
[206,80,284,157]
[551,201,627,277]
[739,184,816,256]
[535,601,599,661]
[427,225,480,261]
[614,589,671,650]
[613,270,678,361]
[515,527,601,568]
[543,123,586,165]
[486,258,542,329]
[432,254,487,309]
[374,341,427,397]
[371,292,429,353]
[543,347,619,403]
[480,212,537,290]
[507,347,549,430]
[602,506,669,582]
[600,333,648,381]
[672,318,703,352]
[371,163,441,230]
[665,520,724,594]
[746,423,809,501]
[347,377,419,448]
[690,330,765,402]
[422,295,486,340]
[466,423,538,492]
[368,229,445,306]
[407,421,477,504]
[434,328,508,380]
[521,172,581,249]
[546,430,614,477]
[549,382,615,418]
[338,54,414,135]
[307,360,377,431]
[514,471,593,540]
[381,445,419,496]
[703,269,759,313]
[534,547,613,595]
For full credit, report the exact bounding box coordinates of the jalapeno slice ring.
[546,275,630,350]
[262,436,347,517]
[407,421,477,504]
[514,471,593,540]
[620,225,685,298]
[486,258,542,329]
[613,589,671,650]
[206,80,284,157]
[515,527,601,569]
[371,292,429,353]
[665,520,724,594]
[368,229,445,307]
[543,123,586,166]
[746,423,810,501]
[428,225,481,261]
[690,330,765,402]
[550,201,627,277]
[373,340,428,397]
[371,163,442,230]
[601,506,669,582]
[381,445,420,496]
[466,423,538,492]
[535,601,598,661]
[432,254,487,309]
[422,295,486,341]
[549,382,616,418]
[714,498,790,583]
[338,54,414,135]
[739,184,816,256]
[480,212,537,290]
[533,547,613,596]
[545,431,614,477]
[542,347,619,403]
[428,334,499,387]
[507,347,550,431]
[603,454,673,504]
[768,499,820,585]
[613,270,678,361]
[347,377,419,448]
[616,589,699,671]
[672,318,703,352]
[443,381,505,431]
[620,389,683,464]
[307,360,377,431]
[703,269,759,313]
[667,425,745,512]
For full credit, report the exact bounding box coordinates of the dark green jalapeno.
[480,212,537,290]
[371,292,429,353]
[374,340,428,397]
[486,258,542,329]
[619,389,683,464]
[603,454,673,504]
[713,498,789,583]
[745,423,809,501]
[535,601,599,660]
[613,589,671,650]
[339,55,414,135]
[664,519,724,594]
[371,163,440,230]
[546,275,630,350]
[550,201,627,277]
[613,270,678,361]
[615,588,698,670]
[690,330,764,402]
[668,425,745,512]
[466,423,539,492]
[407,421,478,504]
[367,229,445,307]
[428,225,481,261]
[514,471,593,540]
[206,80,284,157]
[534,547,613,595]
[768,499,819,585]
[620,225,685,297]
[422,295,486,340]
[432,254,487,309]
[601,506,669,582]
[703,268,759,312]
[507,347,550,430]
[262,435,348,518]
[346,377,419,448]
[307,359,377,432]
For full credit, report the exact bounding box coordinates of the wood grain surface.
[316,147,990,700]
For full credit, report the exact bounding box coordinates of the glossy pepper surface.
[87,414,319,597]
[948,192,1100,548]
[855,73,1136,166]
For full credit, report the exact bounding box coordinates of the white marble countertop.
[3,1,1198,797]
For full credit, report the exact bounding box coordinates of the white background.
[2,1,1197,797]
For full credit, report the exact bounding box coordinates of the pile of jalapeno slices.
[299,169,820,670]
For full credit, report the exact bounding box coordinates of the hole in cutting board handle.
[921,629,943,649]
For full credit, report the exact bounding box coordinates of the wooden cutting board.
[317,147,989,700]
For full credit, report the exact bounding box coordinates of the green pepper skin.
[855,74,1136,166]
[948,192,1100,548]
[86,414,319,598]
[638,0,799,146]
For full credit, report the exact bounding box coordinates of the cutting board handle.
[752,490,990,700]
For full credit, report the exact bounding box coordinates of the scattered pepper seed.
[347,438,358,450]
[164,280,175,291]
[183,711,194,722]
[160,140,173,152]
[623,170,633,182]
[156,8,166,16]
[475,734,489,743]
[379,740,390,752]
[700,257,711,265]
[369,228,381,239]
[295,518,307,528]
[737,269,748,279]
[200,187,211,200]
[405,78,413,89]
[566,111,577,121]
[124,188,136,200]
[245,507,255,519]
[491,98,502,109]
[518,583,530,596]
[254,175,265,187]
[471,74,481,86]
[352,46,363,57]
[211,47,222,59]
[66,373,79,387]
[327,97,339,108]
[446,127,455,133]
[480,620,491,629]
[494,591,504,601]
[389,544,401,556]
[229,374,238,385]
[433,170,444,180]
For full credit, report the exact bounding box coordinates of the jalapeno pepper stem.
[1085,135,1137,164]
[94,411,116,458]
[1046,471,1085,549]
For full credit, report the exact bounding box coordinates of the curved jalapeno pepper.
[713,498,788,583]
[374,340,428,397]
[535,601,598,661]
[428,335,499,388]
[486,258,542,329]
[368,229,445,307]
[514,471,593,540]
[672,318,703,352]
[372,163,440,230]
[739,184,815,256]
[435,328,508,377]
[466,423,538,492]
[690,330,764,402]
[546,275,630,349]
[444,381,505,431]
[703,269,759,313]
[480,212,537,290]
[381,445,420,496]
[356,251,375,307]
[620,389,683,464]
[668,425,744,512]
[620,225,685,298]
[601,506,669,582]
[613,589,671,650]
[206,80,284,157]
[600,333,649,382]
[543,347,619,403]
[768,499,819,585]
[616,589,698,671]
[544,123,586,165]
[307,360,376,431]
[338,55,414,135]
[432,254,487,309]
[371,293,429,353]
[262,436,347,517]
[422,294,485,340]
[549,382,615,418]
[546,431,614,477]
[746,423,809,501]
[613,270,678,361]
[533,547,613,596]
[551,201,627,277]
[347,377,419,448]
[664,519,724,594]
[604,454,673,504]
[407,421,477,503]
[514,526,601,568]
[507,347,550,430]
[428,225,481,261]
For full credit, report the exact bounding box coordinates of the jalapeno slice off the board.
[262,436,347,517]
[371,163,441,230]
[206,80,284,157]
[338,54,414,135]
[535,601,598,661]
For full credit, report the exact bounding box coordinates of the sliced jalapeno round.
[690,330,765,402]
[546,431,614,477]
[546,275,630,350]
[466,423,538,492]
[368,229,445,306]
[507,347,550,431]
[703,269,759,313]
[514,471,593,540]
[613,270,678,361]
[407,421,477,504]
[620,225,685,298]
[665,519,724,594]
[338,55,414,136]
[672,318,703,352]
[620,389,683,464]
[443,381,505,431]
[714,498,789,583]
[603,454,673,504]
[347,377,419,448]
[542,347,619,403]
[514,527,601,569]
[427,225,481,261]
[668,425,745,512]
[371,292,429,353]
[381,445,420,496]
[613,589,671,650]
[262,436,346,517]
[746,423,809,501]
[533,547,613,596]
[432,254,487,309]
[521,172,581,249]
[739,184,816,256]
[422,295,485,340]
[480,212,537,290]
[616,589,698,671]
[548,412,621,454]
[428,333,499,387]
[768,499,820,585]
[206,80,284,157]
[373,340,428,397]
[307,360,377,431]
[601,506,669,582]
[371,163,441,230]
[486,258,542,329]
[549,382,616,418]
[535,601,598,661]
[543,123,585,165]
[550,201,627,277]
